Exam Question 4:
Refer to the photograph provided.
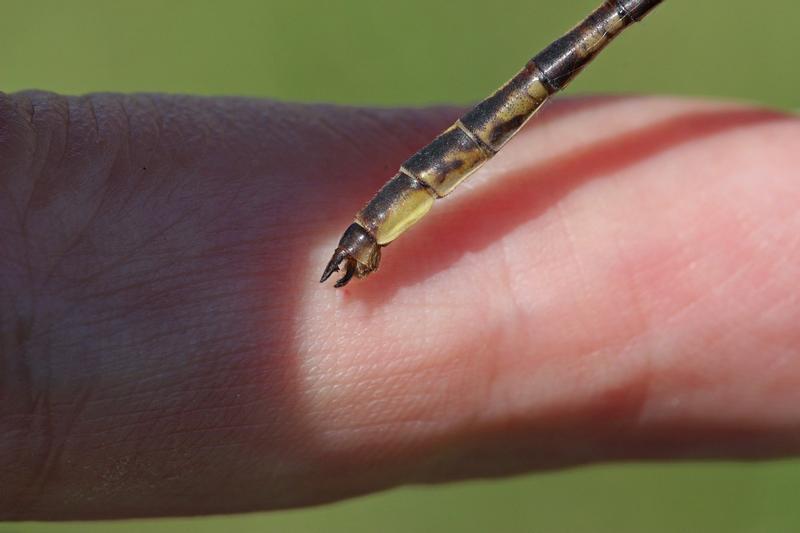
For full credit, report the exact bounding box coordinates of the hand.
[1,92,798,519]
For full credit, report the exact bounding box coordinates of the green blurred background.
[1,0,799,531]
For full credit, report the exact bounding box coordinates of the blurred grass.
[1,0,799,531]
[2,0,798,108]
[5,461,800,533]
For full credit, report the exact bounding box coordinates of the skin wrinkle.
[0,98,62,513]
[2,91,800,518]
[608,228,659,429]
[115,96,161,213]
[60,95,72,171]
[478,237,528,424]
[595,170,654,340]
[138,95,163,174]
[15,99,47,319]
[27,386,93,508]
[83,94,100,138]
[47,128,271,330]
[25,93,69,213]
[555,199,597,344]
[17,93,41,227]
[0,95,31,302]
[2,95,34,229]
[35,96,122,289]
[577,180,671,425]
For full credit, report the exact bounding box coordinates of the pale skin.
[1,91,799,520]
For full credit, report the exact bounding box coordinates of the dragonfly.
[321,0,664,288]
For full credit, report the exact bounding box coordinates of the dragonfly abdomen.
[321,0,664,287]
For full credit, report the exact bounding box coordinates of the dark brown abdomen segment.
[459,0,663,154]
[533,0,663,91]
[618,0,664,21]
